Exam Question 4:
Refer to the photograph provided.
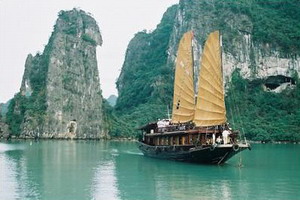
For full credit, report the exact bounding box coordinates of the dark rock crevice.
[264,75,296,90]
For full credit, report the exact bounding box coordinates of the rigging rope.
[227,69,247,167]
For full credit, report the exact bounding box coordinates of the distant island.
[106,95,117,107]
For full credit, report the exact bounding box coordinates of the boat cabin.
[139,120,237,147]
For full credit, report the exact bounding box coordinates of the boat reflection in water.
[114,146,239,200]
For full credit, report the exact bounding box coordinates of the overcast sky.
[0,0,179,103]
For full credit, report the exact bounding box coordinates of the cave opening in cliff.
[264,75,296,90]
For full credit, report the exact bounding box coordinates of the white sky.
[0,0,179,103]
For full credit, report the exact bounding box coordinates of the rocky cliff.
[113,5,178,137]
[167,0,299,89]
[6,9,106,139]
[115,0,300,140]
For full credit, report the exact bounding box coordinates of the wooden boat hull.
[137,141,250,165]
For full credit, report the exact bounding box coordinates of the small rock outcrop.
[0,122,9,139]
[6,9,106,139]
[0,103,10,138]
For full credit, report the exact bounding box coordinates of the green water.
[0,141,299,200]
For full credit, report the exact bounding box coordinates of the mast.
[220,32,223,78]
[191,31,197,99]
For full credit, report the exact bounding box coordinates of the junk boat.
[138,31,251,164]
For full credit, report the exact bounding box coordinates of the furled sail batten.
[172,31,195,123]
[194,31,226,126]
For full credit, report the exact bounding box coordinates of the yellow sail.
[171,31,195,123]
[194,31,226,126]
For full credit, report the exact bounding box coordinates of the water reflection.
[114,142,161,200]
[113,143,300,200]
[0,153,21,199]
[0,143,40,199]
[91,160,120,200]
[90,142,120,200]
[0,141,111,200]
[0,141,299,200]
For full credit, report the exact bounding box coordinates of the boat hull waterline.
[138,141,250,165]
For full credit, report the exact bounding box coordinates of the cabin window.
[191,135,197,144]
[173,136,177,145]
[184,136,188,145]
[206,134,213,145]
[201,134,206,145]
[155,137,159,146]
[174,136,178,145]
[179,137,182,145]
[170,137,174,145]
[149,138,154,145]
[187,135,191,145]
[182,136,185,145]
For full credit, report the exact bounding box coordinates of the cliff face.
[0,121,9,138]
[113,6,178,136]
[0,101,10,138]
[115,0,300,139]
[7,9,105,138]
[167,0,300,87]
[116,5,178,112]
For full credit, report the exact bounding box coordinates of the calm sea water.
[0,140,299,200]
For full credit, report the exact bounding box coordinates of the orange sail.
[193,31,226,126]
[171,31,195,123]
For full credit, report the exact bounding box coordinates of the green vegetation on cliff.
[6,9,104,138]
[112,0,300,141]
[6,53,50,135]
[109,5,178,137]
[226,70,300,142]
[179,0,300,55]
[6,95,24,135]
[225,0,300,54]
